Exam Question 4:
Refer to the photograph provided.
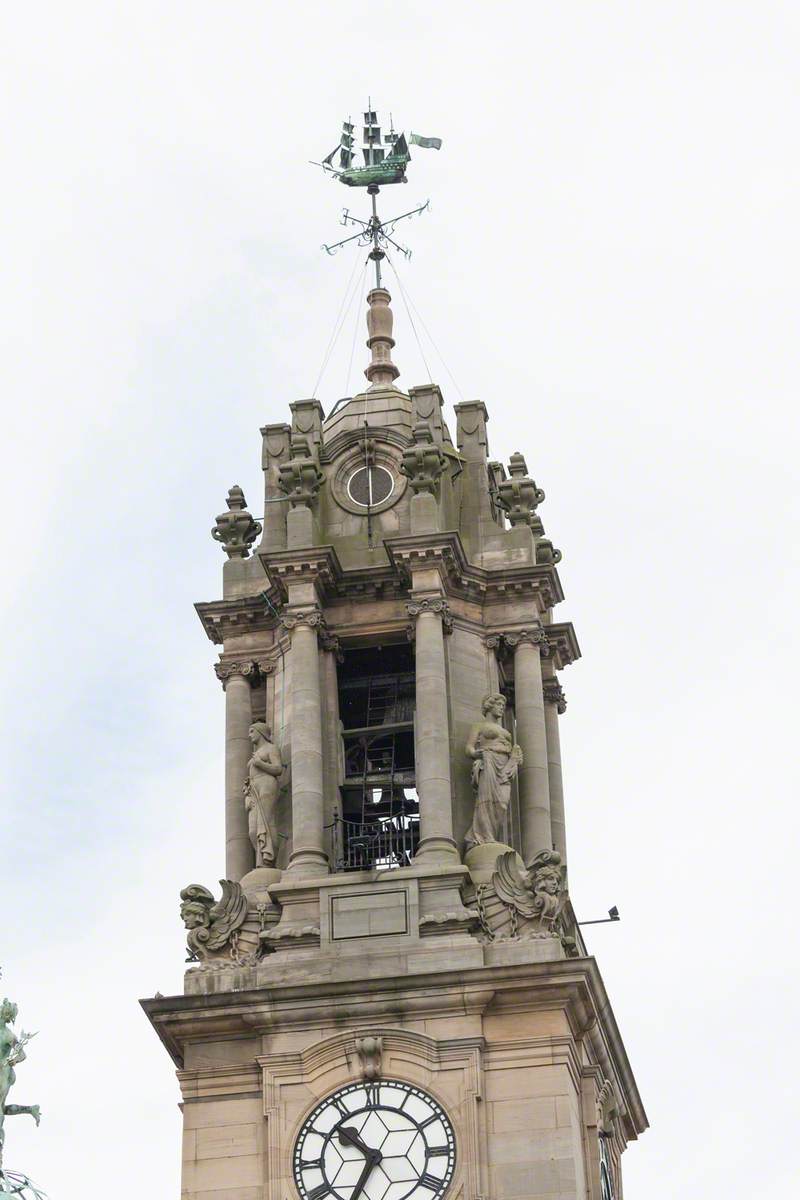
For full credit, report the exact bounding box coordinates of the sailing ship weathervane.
[316,105,442,288]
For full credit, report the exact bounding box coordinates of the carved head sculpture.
[249,720,271,748]
[179,884,214,931]
[482,693,507,720]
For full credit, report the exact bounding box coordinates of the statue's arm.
[465,723,483,758]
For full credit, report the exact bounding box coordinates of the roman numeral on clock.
[427,1145,450,1156]
[418,1172,442,1191]
[307,1184,330,1200]
[301,1158,324,1171]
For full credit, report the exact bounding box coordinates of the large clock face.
[293,1080,456,1200]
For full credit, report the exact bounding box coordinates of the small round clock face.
[347,465,394,507]
[293,1080,456,1200]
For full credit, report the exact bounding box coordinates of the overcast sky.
[2,2,799,1197]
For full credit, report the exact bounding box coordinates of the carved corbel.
[211,486,262,558]
[277,435,325,509]
[354,1035,383,1080]
[400,422,447,495]
[496,453,545,528]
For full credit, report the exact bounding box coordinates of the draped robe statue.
[243,721,283,868]
[463,693,523,850]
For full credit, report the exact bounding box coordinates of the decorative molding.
[535,537,562,565]
[318,628,342,657]
[543,678,567,713]
[196,593,281,646]
[487,626,551,659]
[211,485,262,559]
[545,622,581,669]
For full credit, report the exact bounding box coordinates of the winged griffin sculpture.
[474,850,568,941]
[179,880,248,963]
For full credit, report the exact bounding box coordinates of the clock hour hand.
[338,1126,382,1162]
[338,1126,382,1200]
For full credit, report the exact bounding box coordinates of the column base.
[413,835,461,865]
[285,849,330,878]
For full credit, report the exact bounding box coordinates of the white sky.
[2,2,798,1197]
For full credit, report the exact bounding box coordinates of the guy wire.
[311,248,364,398]
[385,253,433,384]
[345,258,369,396]
[387,255,466,402]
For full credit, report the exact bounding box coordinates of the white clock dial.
[293,1080,456,1200]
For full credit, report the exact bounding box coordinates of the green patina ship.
[321,108,441,188]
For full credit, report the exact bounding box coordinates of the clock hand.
[338,1126,383,1200]
[338,1126,382,1162]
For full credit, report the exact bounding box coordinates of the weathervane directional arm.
[382,200,430,232]
[322,227,372,256]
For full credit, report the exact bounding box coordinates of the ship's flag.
[409,133,442,150]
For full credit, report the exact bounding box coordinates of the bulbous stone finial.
[211,486,262,558]
[364,287,400,387]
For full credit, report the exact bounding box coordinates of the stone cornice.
[195,593,280,646]
[384,531,564,609]
[259,545,343,602]
[140,955,647,1138]
[546,622,581,668]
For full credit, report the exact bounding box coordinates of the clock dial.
[293,1081,456,1200]
[347,465,394,507]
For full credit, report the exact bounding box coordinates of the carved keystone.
[211,486,262,559]
[355,1036,383,1080]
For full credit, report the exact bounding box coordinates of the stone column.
[543,672,568,865]
[507,628,552,859]
[407,598,459,863]
[283,610,328,877]
[215,660,258,882]
[319,630,343,861]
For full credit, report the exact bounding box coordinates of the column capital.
[280,607,325,633]
[543,678,567,714]
[405,596,453,633]
[214,659,259,688]
[487,626,551,656]
[318,628,343,659]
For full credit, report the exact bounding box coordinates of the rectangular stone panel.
[330,888,409,940]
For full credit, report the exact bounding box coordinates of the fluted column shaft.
[217,663,256,881]
[408,599,459,862]
[543,676,568,865]
[510,630,552,860]
[285,612,328,876]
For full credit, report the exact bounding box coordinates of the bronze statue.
[464,693,523,850]
[0,987,40,1176]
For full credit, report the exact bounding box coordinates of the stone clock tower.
[143,279,647,1199]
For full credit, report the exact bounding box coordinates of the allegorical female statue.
[243,721,283,868]
[0,990,40,1173]
[464,693,523,850]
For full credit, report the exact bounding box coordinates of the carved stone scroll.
[354,1036,383,1081]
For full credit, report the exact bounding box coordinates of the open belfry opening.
[143,107,647,1200]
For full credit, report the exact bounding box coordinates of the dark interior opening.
[335,641,419,870]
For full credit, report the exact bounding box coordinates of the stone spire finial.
[364,287,400,387]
